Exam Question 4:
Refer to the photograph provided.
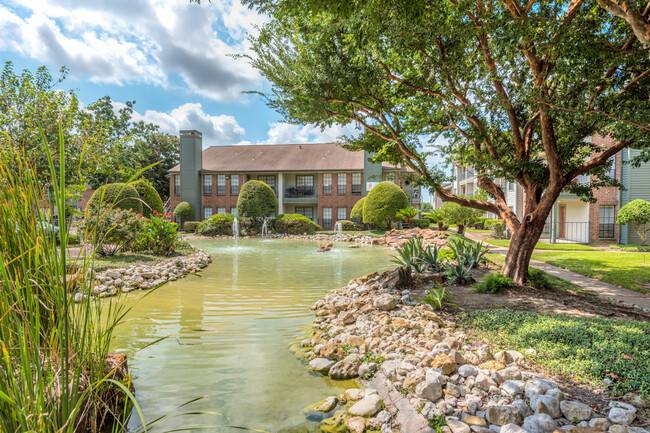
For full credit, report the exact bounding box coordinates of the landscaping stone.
[433,354,458,374]
[560,401,593,422]
[374,294,397,310]
[309,358,336,374]
[531,395,561,418]
[346,416,366,433]
[523,414,558,433]
[501,424,528,433]
[348,393,382,417]
[329,354,361,379]
[486,406,523,426]
[318,396,338,412]
[607,402,636,426]
[447,419,472,433]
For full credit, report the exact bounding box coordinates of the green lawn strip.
[465,229,490,233]
[316,229,389,237]
[531,251,650,294]
[70,245,195,272]
[462,310,650,400]
[486,239,597,251]
[609,244,650,252]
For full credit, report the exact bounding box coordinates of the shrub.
[363,181,409,228]
[474,273,515,293]
[137,213,178,256]
[196,213,235,236]
[489,220,506,238]
[483,218,499,228]
[617,199,650,245]
[132,178,164,218]
[412,218,429,229]
[237,180,277,218]
[79,209,144,256]
[527,268,553,290]
[173,201,194,222]
[183,221,201,233]
[396,207,419,227]
[418,284,458,310]
[351,197,366,221]
[437,202,483,235]
[88,183,142,214]
[274,213,320,234]
[338,220,362,231]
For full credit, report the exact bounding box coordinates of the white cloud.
[261,122,361,144]
[116,102,246,145]
[0,0,265,101]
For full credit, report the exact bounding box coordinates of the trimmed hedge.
[196,213,235,236]
[88,183,142,214]
[237,180,277,218]
[173,201,194,221]
[274,213,320,235]
[363,181,409,228]
[412,218,430,229]
[183,221,201,233]
[351,197,366,221]
[338,220,361,231]
[133,178,164,218]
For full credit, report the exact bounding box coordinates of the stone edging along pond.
[295,267,648,433]
[72,249,211,302]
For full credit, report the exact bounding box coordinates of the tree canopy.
[244,0,650,283]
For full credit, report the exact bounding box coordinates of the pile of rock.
[300,268,647,433]
[73,250,211,302]
[383,228,449,248]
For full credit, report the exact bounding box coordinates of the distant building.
[431,182,452,210]
[168,130,421,228]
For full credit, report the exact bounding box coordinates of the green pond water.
[110,238,394,432]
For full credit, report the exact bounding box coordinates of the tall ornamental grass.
[0,133,139,432]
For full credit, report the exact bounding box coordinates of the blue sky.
[0,0,442,199]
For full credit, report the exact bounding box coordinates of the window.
[323,207,332,227]
[258,175,276,193]
[337,207,346,220]
[231,175,240,195]
[599,205,615,238]
[606,155,616,179]
[217,207,226,214]
[384,172,396,183]
[296,175,314,187]
[203,207,212,219]
[352,173,362,194]
[231,207,237,216]
[508,181,515,192]
[174,175,180,194]
[296,206,313,220]
[203,175,212,195]
[216,175,226,195]
[323,173,332,194]
[338,173,347,194]
[295,175,314,196]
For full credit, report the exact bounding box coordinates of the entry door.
[559,205,566,239]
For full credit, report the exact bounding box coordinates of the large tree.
[240,0,650,284]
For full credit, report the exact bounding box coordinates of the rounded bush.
[132,178,164,218]
[183,221,201,233]
[237,180,277,218]
[173,201,194,220]
[474,273,515,293]
[412,218,430,229]
[617,199,650,245]
[196,213,235,236]
[363,181,409,228]
[351,197,366,221]
[274,213,320,235]
[88,183,142,214]
[338,220,362,231]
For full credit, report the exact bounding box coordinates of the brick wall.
[169,173,180,215]
[200,173,243,218]
[588,136,621,244]
[317,172,364,229]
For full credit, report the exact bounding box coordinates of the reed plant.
[0,131,139,432]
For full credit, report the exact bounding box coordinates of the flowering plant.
[137,211,178,255]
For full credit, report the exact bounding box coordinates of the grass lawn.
[486,239,597,251]
[463,310,650,400]
[531,251,650,294]
[465,228,490,233]
[317,229,391,237]
[609,244,650,252]
[69,245,195,272]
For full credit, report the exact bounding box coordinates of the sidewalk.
[462,232,650,311]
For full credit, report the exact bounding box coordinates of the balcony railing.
[539,221,590,244]
[284,186,315,198]
[459,170,475,181]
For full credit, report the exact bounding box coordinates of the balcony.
[459,170,475,183]
[283,186,318,203]
[559,174,590,199]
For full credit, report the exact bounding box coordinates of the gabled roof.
[169,142,413,173]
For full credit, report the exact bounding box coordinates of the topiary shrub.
[88,183,142,214]
[274,213,320,235]
[173,201,194,224]
[132,178,164,218]
[183,221,201,233]
[196,213,236,236]
[617,199,650,245]
[412,218,430,229]
[489,220,506,239]
[474,273,515,293]
[79,209,144,256]
[363,181,409,229]
[351,197,366,221]
[338,220,362,231]
[237,180,277,218]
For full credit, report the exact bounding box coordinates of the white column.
[277,172,284,214]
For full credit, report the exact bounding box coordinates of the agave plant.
[419,244,445,272]
[418,284,461,310]
[446,260,475,285]
[393,236,427,273]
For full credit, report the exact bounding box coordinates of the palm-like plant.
[396,207,419,228]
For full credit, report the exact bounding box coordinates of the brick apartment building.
[168,130,421,228]
[449,135,650,245]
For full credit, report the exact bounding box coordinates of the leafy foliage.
[363,181,409,228]
[437,202,484,235]
[196,213,236,236]
[617,199,650,245]
[448,237,489,269]
[464,310,650,399]
[88,182,142,214]
[136,211,177,255]
[418,284,460,310]
[173,201,194,221]
[350,196,366,221]
[393,237,428,273]
[412,218,430,229]
[132,178,164,218]
[396,206,419,221]
[80,209,144,256]
[237,180,277,218]
[273,213,320,234]
[183,221,201,233]
[488,220,506,239]
[338,219,362,231]
[475,273,515,294]
[446,260,475,285]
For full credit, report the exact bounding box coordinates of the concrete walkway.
[462,232,650,311]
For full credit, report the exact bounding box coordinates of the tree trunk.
[501,218,547,285]
[457,223,466,236]
[437,221,444,231]
[396,266,413,289]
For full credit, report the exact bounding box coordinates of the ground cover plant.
[486,239,597,251]
[463,310,650,400]
[531,251,650,294]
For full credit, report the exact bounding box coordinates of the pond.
[110,238,394,432]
